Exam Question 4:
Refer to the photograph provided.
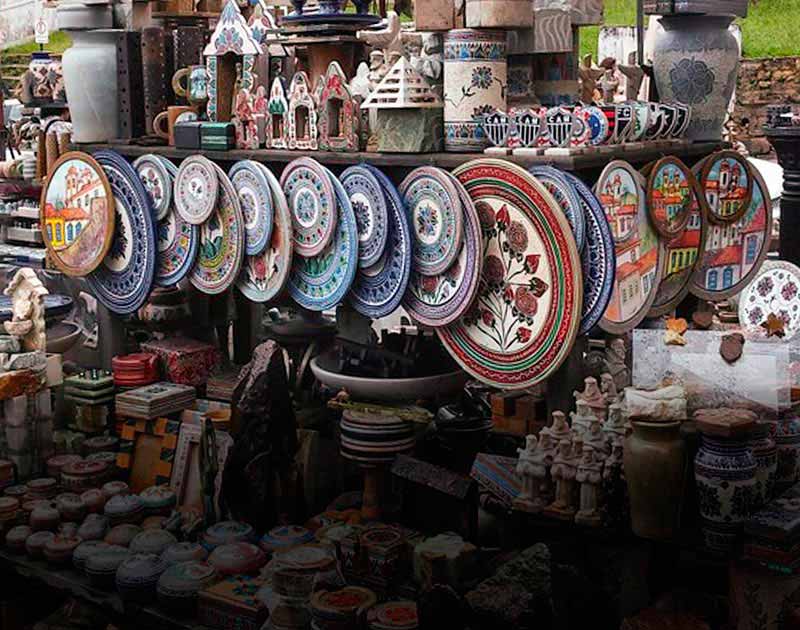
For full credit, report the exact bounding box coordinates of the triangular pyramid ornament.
[362,57,443,110]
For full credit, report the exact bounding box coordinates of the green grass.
[2,31,72,56]
[579,0,800,61]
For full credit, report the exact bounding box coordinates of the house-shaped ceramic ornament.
[266,77,289,149]
[204,0,264,123]
[233,88,260,149]
[318,62,360,153]
[287,71,318,151]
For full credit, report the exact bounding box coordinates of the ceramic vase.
[749,421,777,510]
[652,16,738,141]
[624,421,686,541]
[694,433,756,554]
[444,29,507,152]
[49,59,66,103]
[775,414,800,492]
[62,29,120,143]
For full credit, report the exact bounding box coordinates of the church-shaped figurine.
[204,0,264,123]
[318,61,360,152]
[287,71,318,151]
[266,77,289,149]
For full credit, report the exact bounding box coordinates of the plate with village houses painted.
[134,155,172,222]
[174,155,219,226]
[529,165,586,252]
[236,162,294,303]
[229,161,273,256]
[288,167,358,311]
[699,150,753,225]
[281,158,337,258]
[341,165,389,269]
[646,156,694,239]
[349,165,412,319]
[40,152,115,277]
[400,167,464,277]
[739,260,800,342]
[436,160,582,390]
[155,205,199,287]
[189,164,245,294]
[595,160,665,334]
[560,171,616,335]
[86,151,156,314]
[690,162,771,301]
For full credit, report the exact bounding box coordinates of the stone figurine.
[3,268,48,353]
[513,435,548,513]
[575,447,603,527]
[603,403,626,448]
[578,54,603,104]
[604,337,630,391]
[574,376,607,422]
[585,418,609,456]
[600,373,618,405]
[599,57,620,103]
[549,410,572,444]
[546,439,578,520]
[618,52,645,101]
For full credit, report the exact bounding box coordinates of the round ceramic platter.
[236,163,294,303]
[39,151,115,277]
[87,150,156,314]
[189,164,245,294]
[648,175,707,318]
[174,155,219,225]
[595,161,665,334]
[348,165,413,319]
[402,173,481,327]
[400,167,464,277]
[529,165,586,252]
[288,166,358,311]
[561,171,616,335]
[690,161,771,301]
[155,204,199,287]
[280,157,337,257]
[229,160,273,256]
[437,159,582,390]
[646,156,694,239]
[133,154,172,221]
[341,165,389,268]
[699,150,753,225]
[739,260,800,342]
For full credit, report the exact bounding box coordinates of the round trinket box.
[104,523,142,547]
[5,525,31,554]
[130,528,178,556]
[280,157,338,257]
[339,411,415,465]
[25,530,56,558]
[46,454,83,479]
[175,155,219,225]
[27,477,58,499]
[310,586,378,627]
[272,544,337,598]
[61,460,109,492]
[139,485,177,516]
[208,542,267,575]
[80,489,107,514]
[157,560,219,613]
[201,520,255,551]
[73,540,112,574]
[86,452,118,468]
[77,513,109,541]
[5,485,28,500]
[30,501,60,532]
[101,481,130,501]
[367,600,419,630]
[43,534,82,565]
[83,435,119,454]
[104,494,145,526]
[55,492,86,522]
[260,525,315,553]
[161,542,208,566]
[116,553,167,603]
[0,496,19,522]
[21,499,50,524]
[85,545,130,588]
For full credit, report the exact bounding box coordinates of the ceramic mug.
[154,106,198,145]
[172,65,208,107]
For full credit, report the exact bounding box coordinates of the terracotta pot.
[623,421,686,541]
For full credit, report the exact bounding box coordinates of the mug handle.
[153,111,170,139]
[172,68,190,98]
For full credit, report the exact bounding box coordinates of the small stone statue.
[600,373,618,405]
[513,435,548,513]
[570,400,596,437]
[605,337,630,392]
[549,410,572,444]
[546,439,578,520]
[3,268,48,353]
[604,443,624,482]
[575,446,603,527]
[538,429,557,504]
[599,58,620,103]
[368,50,386,89]
[578,54,603,104]
[574,376,607,422]
[584,418,609,457]
[350,62,372,101]
[603,403,626,448]
[618,52,645,101]
[410,32,444,99]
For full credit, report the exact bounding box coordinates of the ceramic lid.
[62,460,108,477]
[104,494,144,517]
[158,560,218,593]
[367,600,418,630]
[6,525,32,545]
[260,525,314,551]
[116,552,167,585]
[104,524,142,546]
[85,545,130,573]
[203,520,254,548]
[208,542,267,575]
[161,542,209,565]
[139,485,177,508]
[26,531,56,549]
[27,478,58,492]
[311,586,377,617]
[129,528,178,555]
[694,408,757,437]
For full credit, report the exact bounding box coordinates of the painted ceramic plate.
[629,101,650,141]
[739,260,800,342]
[174,155,219,225]
[133,154,172,221]
[438,160,583,390]
[236,163,294,303]
[561,172,616,335]
[400,167,464,277]
[189,164,245,294]
[349,165,413,319]
[288,167,358,311]
[155,205,199,287]
[699,150,753,225]
[40,151,115,277]
[646,156,694,239]
[690,162,771,301]
[595,160,665,334]
[281,158,337,258]
[402,173,481,328]
[529,165,586,252]
[87,151,156,314]
[341,165,389,269]
[229,161,273,256]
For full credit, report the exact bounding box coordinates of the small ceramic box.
[174,122,203,149]
[199,122,236,151]
[140,338,220,388]
[198,575,268,630]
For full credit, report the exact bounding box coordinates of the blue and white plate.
[87,150,156,314]
[529,165,586,253]
[155,206,198,287]
[229,161,273,256]
[341,165,389,268]
[349,165,412,319]
[288,168,358,311]
[133,154,172,221]
[561,171,616,335]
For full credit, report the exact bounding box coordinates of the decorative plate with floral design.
[529,165,586,252]
[349,165,412,319]
[134,154,172,221]
[155,205,198,287]
[174,155,219,225]
[437,160,582,390]
[229,160,273,256]
[646,156,695,239]
[87,150,156,315]
[288,167,358,311]
[738,260,800,342]
[400,167,464,277]
[280,158,337,258]
[341,165,389,269]
[699,150,753,225]
[236,163,294,303]
[189,164,245,294]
